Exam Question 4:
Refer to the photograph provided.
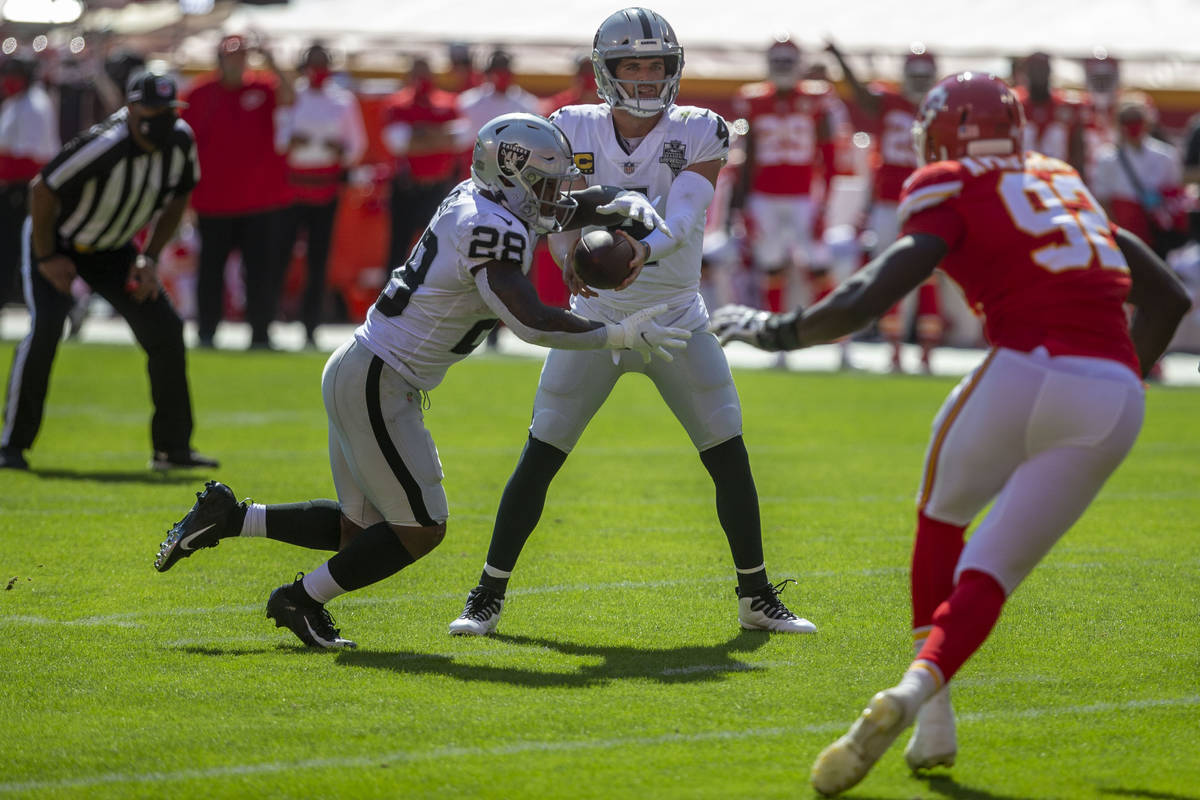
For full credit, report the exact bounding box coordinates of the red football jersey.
[733,80,837,196]
[1015,87,1085,163]
[866,84,918,203]
[899,151,1139,375]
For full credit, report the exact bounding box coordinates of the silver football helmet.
[591,7,684,118]
[471,113,581,234]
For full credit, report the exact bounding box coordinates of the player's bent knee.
[389,521,446,560]
[529,409,580,453]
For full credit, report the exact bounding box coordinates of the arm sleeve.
[472,267,610,350]
[637,168,716,262]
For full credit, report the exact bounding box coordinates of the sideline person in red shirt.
[380,57,460,270]
[181,34,293,349]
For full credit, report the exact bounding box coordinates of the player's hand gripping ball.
[573,229,637,290]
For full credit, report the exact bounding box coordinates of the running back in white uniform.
[551,103,729,330]
[357,180,533,391]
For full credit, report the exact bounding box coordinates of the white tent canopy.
[182,0,1200,88]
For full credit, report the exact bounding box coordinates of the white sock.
[241,503,267,537]
[301,563,345,604]
[483,563,512,579]
[894,663,940,712]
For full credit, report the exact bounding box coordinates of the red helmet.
[913,71,1025,165]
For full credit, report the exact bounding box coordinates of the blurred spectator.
[1182,113,1200,243]
[827,41,942,372]
[445,42,482,93]
[541,53,598,115]
[1015,51,1088,173]
[380,56,459,269]
[275,42,366,346]
[455,49,540,155]
[730,38,842,331]
[1091,95,1187,259]
[0,55,58,308]
[182,34,293,349]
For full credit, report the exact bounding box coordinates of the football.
[573,229,637,290]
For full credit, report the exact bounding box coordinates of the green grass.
[1,340,1198,799]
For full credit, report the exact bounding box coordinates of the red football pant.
[915,568,1007,682]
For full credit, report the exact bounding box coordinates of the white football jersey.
[551,103,729,326]
[356,180,534,390]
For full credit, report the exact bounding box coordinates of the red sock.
[916,568,1006,682]
[911,511,966,631]
[765,285,784,313]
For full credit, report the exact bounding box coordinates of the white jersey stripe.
[43,124,126,191]
[897,180,963,225]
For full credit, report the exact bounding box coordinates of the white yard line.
[1,695,1196,793]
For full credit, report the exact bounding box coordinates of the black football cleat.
[154,481,243,572]
[0,447,29,470]
[150,449,220,472]
[266,576,357,650]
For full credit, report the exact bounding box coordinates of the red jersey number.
[754,113,816,166]
[998,172,1126,274]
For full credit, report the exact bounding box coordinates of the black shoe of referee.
[150,449,220,471]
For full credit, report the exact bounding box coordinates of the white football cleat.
[811,687,918,796]
[905,684,957,770]
[737,580,817,634]
[448,585,504,636]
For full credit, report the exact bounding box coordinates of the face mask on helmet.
[591,7,684,118]
[471,113,581,234]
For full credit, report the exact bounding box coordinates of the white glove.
[709,304,769,347]
[596,191,673,238]
[605,303,692,363]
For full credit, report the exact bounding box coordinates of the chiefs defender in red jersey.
[710,71,1189,796]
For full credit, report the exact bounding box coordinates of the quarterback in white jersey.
[450,7,816,639]
[152,112,689,650]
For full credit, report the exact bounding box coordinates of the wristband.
[758,308,803,352]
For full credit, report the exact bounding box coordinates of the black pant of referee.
[1,238,198,469]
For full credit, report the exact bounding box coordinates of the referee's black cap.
[126,71,187,109]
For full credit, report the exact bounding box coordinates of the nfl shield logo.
[622,161,637,175]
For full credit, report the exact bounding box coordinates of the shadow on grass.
[1098,789,1200,800]
[176,643,323,657]
[32,467,199,485]
[919,774,1050,800]
[335,630,776,688]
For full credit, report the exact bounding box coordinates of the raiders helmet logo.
[498,141,531,177]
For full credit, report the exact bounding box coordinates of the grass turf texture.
[0,340,1197,800]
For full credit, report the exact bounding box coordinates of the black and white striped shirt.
[40,107,199,253]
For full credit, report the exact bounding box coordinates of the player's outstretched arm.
[1116,227,1192,378]
[474,262,689,359]
[711,233,945,350]
[569,185,672,237]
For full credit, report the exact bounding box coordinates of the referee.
[0,71,217,472]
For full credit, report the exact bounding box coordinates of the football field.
[1,340,1197,799]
